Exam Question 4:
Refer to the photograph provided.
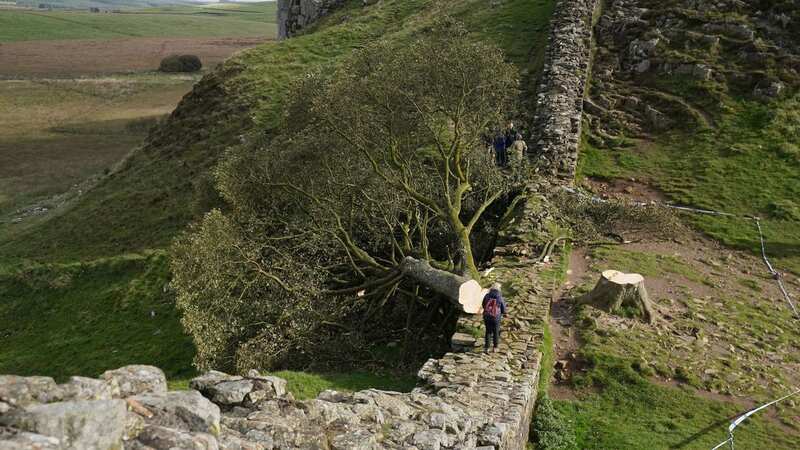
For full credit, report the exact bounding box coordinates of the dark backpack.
[485,297,500,319]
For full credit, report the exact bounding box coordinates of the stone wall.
[277,0,345,39]
[530,0,600,180]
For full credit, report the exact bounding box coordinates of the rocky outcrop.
[277,0,346,40]
[530,0,600,180]
[584,0,800,144]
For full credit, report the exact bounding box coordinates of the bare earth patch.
[583,176,667,204]
[0,36,270,77]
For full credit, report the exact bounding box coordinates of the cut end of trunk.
[458,280,488,314]
[399,256,487,314]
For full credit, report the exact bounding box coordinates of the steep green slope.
[0,0,555,379]
[551,1,800,448]
[0,253,195,381]
[579,0,800,274]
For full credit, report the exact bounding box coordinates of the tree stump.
[579,270,655,323]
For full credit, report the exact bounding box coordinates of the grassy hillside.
[549,1,800,448]
[0,0,555,379]
[12,0,197,10]
[578,0,800,275]
[0,3,276,42]
[0,253,195,381]
[0,73,196,217]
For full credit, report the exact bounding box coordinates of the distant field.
[0,2,276,42]
[0,36,267,77]
[0,73,196,216]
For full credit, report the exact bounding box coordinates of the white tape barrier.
[561,187,798,318]
[710,389,800,450]
[755,219,799,317]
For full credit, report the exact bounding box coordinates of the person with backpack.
[482,283,507,354]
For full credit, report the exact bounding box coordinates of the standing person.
[504,122,517,150]
[482,283,507,354]
[512,131,528,162]
[493,130,508,167]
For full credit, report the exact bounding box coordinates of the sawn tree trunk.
[579,270,655,323]
[399,256,486,314]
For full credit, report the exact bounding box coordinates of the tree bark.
[399,256,486,314]
[579,270,655,323]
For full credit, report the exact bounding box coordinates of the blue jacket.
[493,135,507,152]
[482,289,507,320]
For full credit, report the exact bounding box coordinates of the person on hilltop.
[492,129,508,167]
[482,283,507,354]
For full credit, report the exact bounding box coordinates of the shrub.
[766,199,800,221]
[531,394,577,450]
[159,54,202,73]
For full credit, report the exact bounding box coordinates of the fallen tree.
[171,20,519,371]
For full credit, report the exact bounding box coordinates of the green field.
[0,2,276,42]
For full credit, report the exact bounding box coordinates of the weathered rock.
[530,0,599,179]
[451,332,478,352]
[1,399,126,450]
[0,376,62,407]
[330,429,380,450]
[0,428,60,450]
[190,372,242,396]
[211,380,254,406]
[59,376,115,401]
[277,0,346,39]
[102,366,167,398]
[131,391,221,436]
[136,426,218,450]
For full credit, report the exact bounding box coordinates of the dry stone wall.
[530,0,600,180]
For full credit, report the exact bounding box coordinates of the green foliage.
[532,394,577,450]
[173,22,519,372]
[0,253,195,381]
[171,209,342,372]
[159,54,202,73]
[766,199,800,221]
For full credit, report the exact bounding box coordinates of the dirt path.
[548,248,591,400]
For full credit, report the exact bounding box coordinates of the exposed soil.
[548,249,590,401]
[582,176,667,204]
[0,36,270,77]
